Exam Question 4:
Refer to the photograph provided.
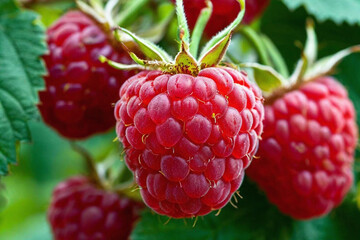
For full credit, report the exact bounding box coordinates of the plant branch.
[70,141,102,186]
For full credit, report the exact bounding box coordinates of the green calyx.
[101,0,246,76]
[77,0,174,48]
[240,19,360,101]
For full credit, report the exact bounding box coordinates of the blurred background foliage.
[1,0,360,239]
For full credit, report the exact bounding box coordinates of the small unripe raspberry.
[115,67,264,218]
[48,176,142,240]
[39,11,134,139]
[247,77,357,220]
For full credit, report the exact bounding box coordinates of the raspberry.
[48,176,141,240]
[247,77,357,219]
[115,67,264,218]
[39,11,134,139]
[173,0,270,37]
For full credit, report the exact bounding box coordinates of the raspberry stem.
[189,0,212,58]
[70,141,103,187]
[239,26,272,67]
[190,1,212,59]
[114,181,143,203]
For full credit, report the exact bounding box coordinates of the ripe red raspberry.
[115,67,264,218]
[39,11,134,139]
[48,176,141,240]
[247,77,357,219]
[173,0,270,37]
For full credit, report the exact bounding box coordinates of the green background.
[1,0,360,239]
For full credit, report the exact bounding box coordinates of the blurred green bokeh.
[1,0,360,239]
[0,121,117,239]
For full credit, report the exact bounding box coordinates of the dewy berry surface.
[247,77,358,220]
[39,11,134,139]
[174,0,270,37]
[48,176,141,240]
[115,67,264,218]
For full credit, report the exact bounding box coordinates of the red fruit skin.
[48,176,142,240]
[39,11,134,139]
[115,67,264,218]
[172,0,270,37]
[247,77,358,220]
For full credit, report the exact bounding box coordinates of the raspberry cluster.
[115,67,264,218]
[39,11,134,139]
[48,177,141,240]
[247,77,357,219]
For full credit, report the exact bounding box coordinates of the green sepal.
[175,0,190,48]
[137,4,175,43]
[239,26,272,67]
[199,32,232,69]
[76,0,108,26]
[116,27,172,62]
[304,19,318,67]
[288,20,316,84]
[174,40,200,75]
[261,35,289,78]
[190,0,213,58]
[102,53,175,74]
[123,52,175,73]
[104,0,119,26]
[116,0,149,26]
[304,45,360,81]
[99,55,146,70]
[240,63,287,92]
[289,53,308,85]
[129,52,146,66]
[199,0,245,59]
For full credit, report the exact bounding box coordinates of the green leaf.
[0,0,47,175]
[240,63,286,92]
[131,179,360,240]
[282,0,360,25]
[199,33,232,69]
[291,197,360,240]
[199,0,245,59]
[131,180,292,240]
